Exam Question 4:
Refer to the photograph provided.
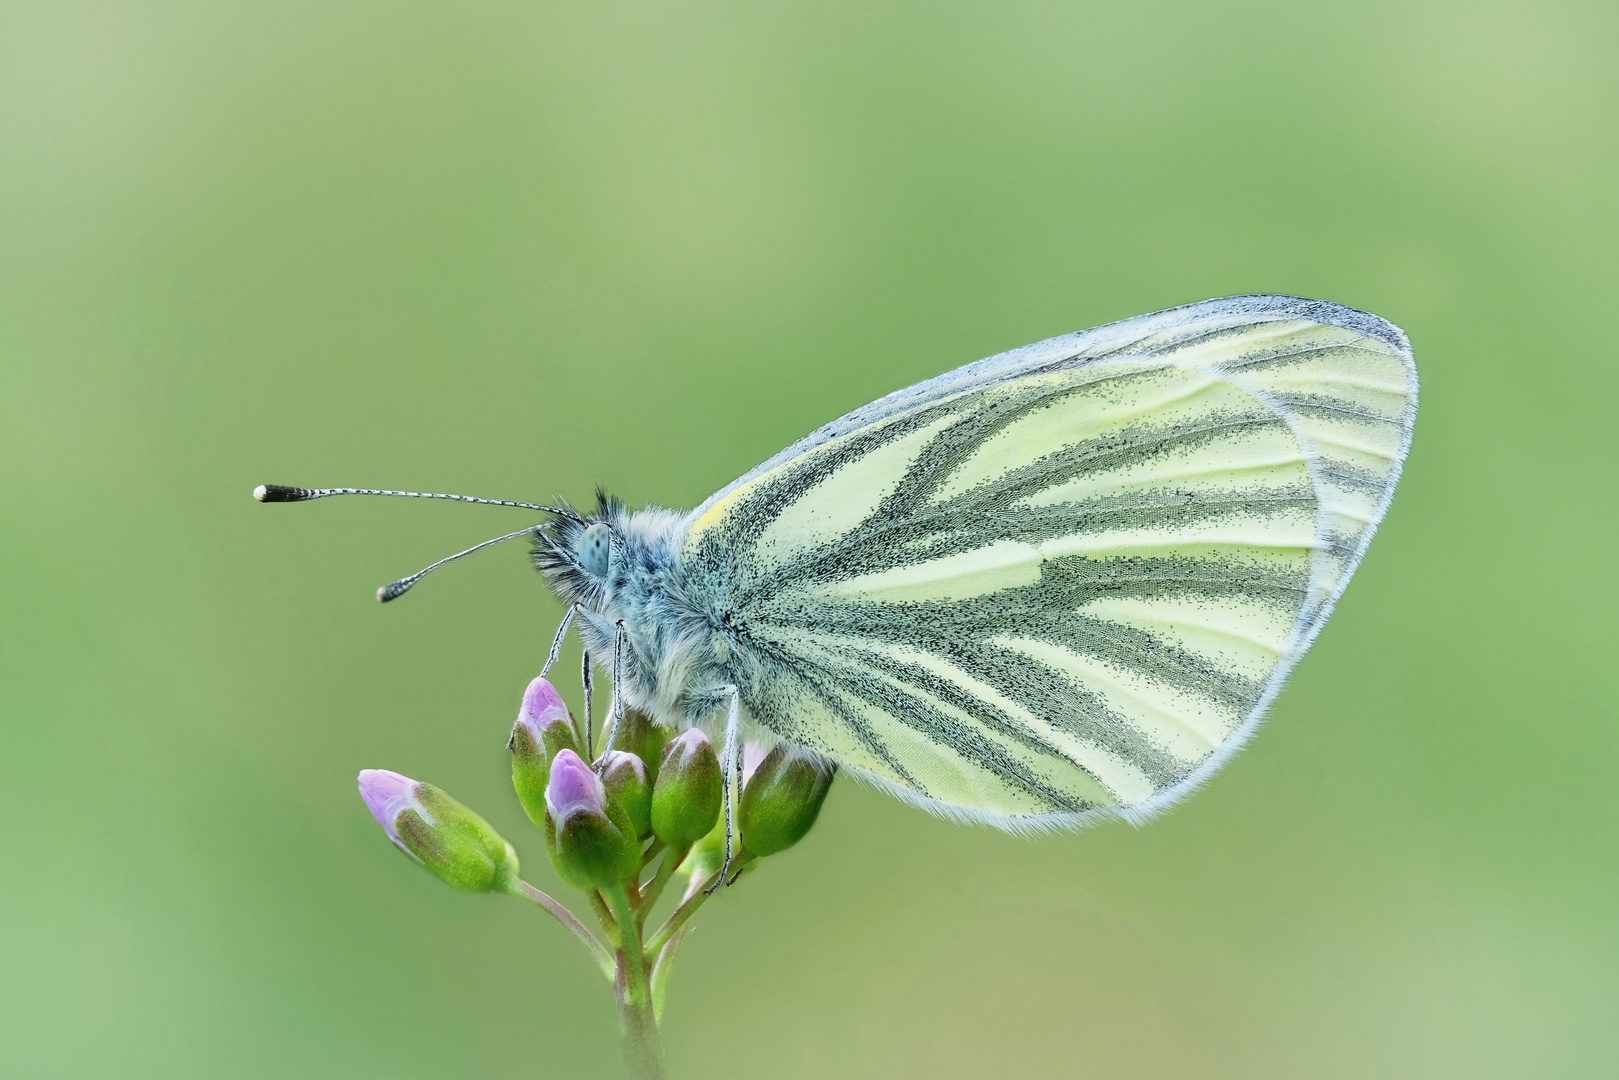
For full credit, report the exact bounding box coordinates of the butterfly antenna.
[376,525,541,603]
[254,484,565,514]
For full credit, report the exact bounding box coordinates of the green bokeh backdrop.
[3,1,1615,1076]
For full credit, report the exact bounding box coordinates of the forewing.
[683,296,1415,828]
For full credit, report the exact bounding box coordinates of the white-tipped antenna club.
[376,525,541,603]
[252,484,562,513]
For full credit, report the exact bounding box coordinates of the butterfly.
[259,293,1417,867]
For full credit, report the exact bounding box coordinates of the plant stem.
[649,925,687,1023]
[510,880,615,980]
[644,869,719,957]
[637,845,688,929]
[604,884,666,1080]
[590,890,622,946]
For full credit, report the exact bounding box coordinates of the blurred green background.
[2,1,1614,1076]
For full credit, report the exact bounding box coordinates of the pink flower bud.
[545,749,606,821]
[358,769,428,857]
[517,677,574,742]
[511,677,582,828]
[542,750,641,891]
[357,769,519,893]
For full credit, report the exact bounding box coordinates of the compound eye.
[576,522,611,577]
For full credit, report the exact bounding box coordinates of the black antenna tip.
[255,484,312,503]
[377,579,415,603]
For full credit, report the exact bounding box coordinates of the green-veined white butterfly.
[259,294,1416,861]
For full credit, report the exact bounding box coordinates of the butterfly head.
[532,490,627,606]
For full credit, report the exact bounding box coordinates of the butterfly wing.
[681,296,1416,829]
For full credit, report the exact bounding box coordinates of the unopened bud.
[598,750,653,838]
[543,749,640,891]
[608,707,675,784]
[510,677,581,828]
[358,769,519,893]
[739,747,834,858]
[650,729,722,848]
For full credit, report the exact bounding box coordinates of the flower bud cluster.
[505,683,836,889]
[354,674,835,945]
[347,635,841,1079]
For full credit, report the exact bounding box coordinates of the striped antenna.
[252,483,576,602]
[253,484,562,514]
[376,525,541,602]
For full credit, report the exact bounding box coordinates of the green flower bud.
[739,747,834,857]
[650,729,722,849]
[679,741,764,880]
[543,750,641,891]
[510,677,582,829]
[359,770,519,894]
[598,750,652,838]
[609,707,675,784]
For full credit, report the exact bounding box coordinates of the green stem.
[649,925,687,1023]
[637,845,688,929]
[589,890,621,947]
[509,880,615,980]
[605,884,666,1080]
[604,885,651,1008]
[645,869,719,957]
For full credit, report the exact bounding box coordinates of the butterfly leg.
[540,603,580,679]
[540,604,595,754]
[706,685,742,895]
[581,647,593,758]
[598,619,627,764]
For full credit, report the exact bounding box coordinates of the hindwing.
[681,296,1416,828]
